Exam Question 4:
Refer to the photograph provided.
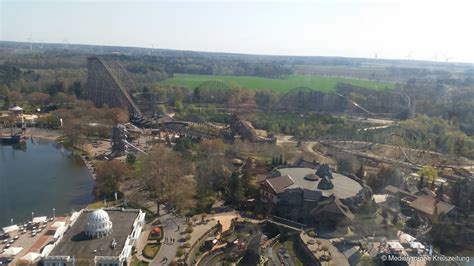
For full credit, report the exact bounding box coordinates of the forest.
[1,42,474,159]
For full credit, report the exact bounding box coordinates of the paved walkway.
[151,213,185,265]
[184,219,218,265]
[135,227,152,263]
[188,220,217,243]
[211,211,239,231]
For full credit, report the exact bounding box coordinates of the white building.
[43,208,145,266]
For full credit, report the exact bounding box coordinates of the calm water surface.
[0,139,95,227]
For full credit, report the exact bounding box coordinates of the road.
[151,212,186,265]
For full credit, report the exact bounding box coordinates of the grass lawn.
[87,200,118,209]
[131,255,149,266]
[283,240,304,266]
[159,74,395,92]
[142,243,161,259]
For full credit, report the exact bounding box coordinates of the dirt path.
[275,133,334,165]
[303,141,335,165]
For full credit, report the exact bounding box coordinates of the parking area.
[0,216,68,264]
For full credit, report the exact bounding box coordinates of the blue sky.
[1,0,474,62]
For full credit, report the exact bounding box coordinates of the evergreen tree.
[381,208,388,225]
[126,153,136,165]
[436,183,444,199]
[278,154,283,165]
[241,172,252,197]
[228,172,245,204]
[356,163,365,180]
[392,212,399,225]
[451,180,462,206]
[417,175,425,190]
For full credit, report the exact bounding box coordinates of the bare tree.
[141,144,195,213]
[95,160,131,197]
[196,139,231,192]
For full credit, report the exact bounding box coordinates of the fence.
[183,223,222,265]
[269,215,306,230]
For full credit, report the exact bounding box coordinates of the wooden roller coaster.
[85,57,143,117]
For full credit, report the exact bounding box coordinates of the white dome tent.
[85,209,113,238]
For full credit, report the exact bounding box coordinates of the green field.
[159,74,395,92]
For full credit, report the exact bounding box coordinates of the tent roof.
[2,225,19,234]
[10,106,23,111]
[20,252,41,262]
[398,233,416,243]
[3,247,23,256]
[409,241,425,250]
[32,216,47,223]
[387,241,404,251]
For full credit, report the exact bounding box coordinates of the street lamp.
[31,212,34,221]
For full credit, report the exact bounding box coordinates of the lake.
[0,139,95,228]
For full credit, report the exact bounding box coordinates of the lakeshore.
[20,127,111,181]
[25,128,62,142]
[0,137,95,227]
[3,127,139,207]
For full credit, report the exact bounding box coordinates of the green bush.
[176,247,185,257]
[185,225,194,234]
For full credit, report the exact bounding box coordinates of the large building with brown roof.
[408,195,455,222]
[259,166,372,225]
[384,185,456,223]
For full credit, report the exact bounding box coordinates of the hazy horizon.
[1,0,474,63]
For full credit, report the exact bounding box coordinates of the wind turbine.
[432,52,438,62]
[148,43,156,56]
[63,38,69,49]
[405,51,412,61]
[27,34,33,50]
[444,55,453,63]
